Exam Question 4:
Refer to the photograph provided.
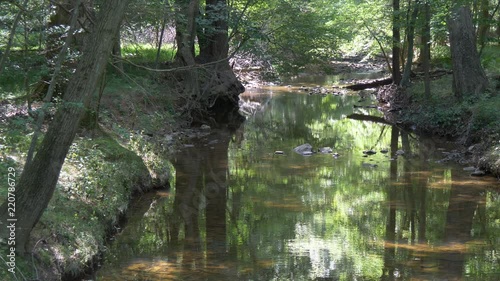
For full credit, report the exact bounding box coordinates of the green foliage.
[1,115,34,153]
[470,94,500,140]
[481,45,500,74]
[404,76,466,136]
[121,43,177,66]
[406,75,500,141]
[431,45,452,68]
[0,51,48,99]
[0,156,17,200]
[234,0,347,73]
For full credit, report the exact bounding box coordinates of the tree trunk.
[447,5,489,99]
[26,0,82,165]
[422,1,431,98]
[174,0,200,107]
[155,0,172,68]
[173,0,244,127]
[392,0,402,85]
[477,0,490,48]
[46,0,94,56]
[0,0,29,78]
[174,0,198,65]
[0,0,129,254]
[198,0,229,62]
[112,29,124,72]
[400,1,419,88]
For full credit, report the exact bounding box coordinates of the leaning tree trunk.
[0,0,129,254]
[447,4,489,99]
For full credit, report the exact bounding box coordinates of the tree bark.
[172,0,244,127]
[26,0,82,165]
[174,0,200,105]
[344,77,393,90]
[400,1,419,87]
[174,0,198,65]
[392,0,402,85]
[198,0,229,62]
[0,0,29,78]
[112,29,124,72]
[447,5,489,99]
[422,1,431,98]
[0,0,129,254]
[477,0,490,48]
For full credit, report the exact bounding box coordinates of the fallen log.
[347,113,393,125]
[344,77,393,90]
[344,69,452,91]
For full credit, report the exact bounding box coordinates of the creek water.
[93,75,499,281]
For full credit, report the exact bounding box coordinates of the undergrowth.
[403,74,500,145]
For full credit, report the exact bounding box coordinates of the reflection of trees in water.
[96,95,499,280]
[170,130,235,279]
[438,170,486,280]
[380,125,496,280]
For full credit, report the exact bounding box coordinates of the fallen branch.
[344,69,452,91]
[344,77,393,90]
[347,113,393,125]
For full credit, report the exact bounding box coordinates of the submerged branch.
[347,113,393,125]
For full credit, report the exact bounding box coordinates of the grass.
[121,43,177,66]
[0,131,153,280]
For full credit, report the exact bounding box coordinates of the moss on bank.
[0,128,174,280]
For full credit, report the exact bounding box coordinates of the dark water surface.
[94,78,499,280]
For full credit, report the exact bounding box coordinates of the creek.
[92,75,499,280]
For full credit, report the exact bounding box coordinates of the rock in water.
[471,170,486,177]
[363,150,377,155]
[463,166,476,172]
[319,147,333,154]
[294,143,314,156]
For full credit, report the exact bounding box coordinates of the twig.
[362,22,392,74]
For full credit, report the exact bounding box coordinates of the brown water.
[94,77,499,281]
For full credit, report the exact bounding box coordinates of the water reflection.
[95,85,499,281]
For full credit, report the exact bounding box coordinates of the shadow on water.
[94,78,500,281]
